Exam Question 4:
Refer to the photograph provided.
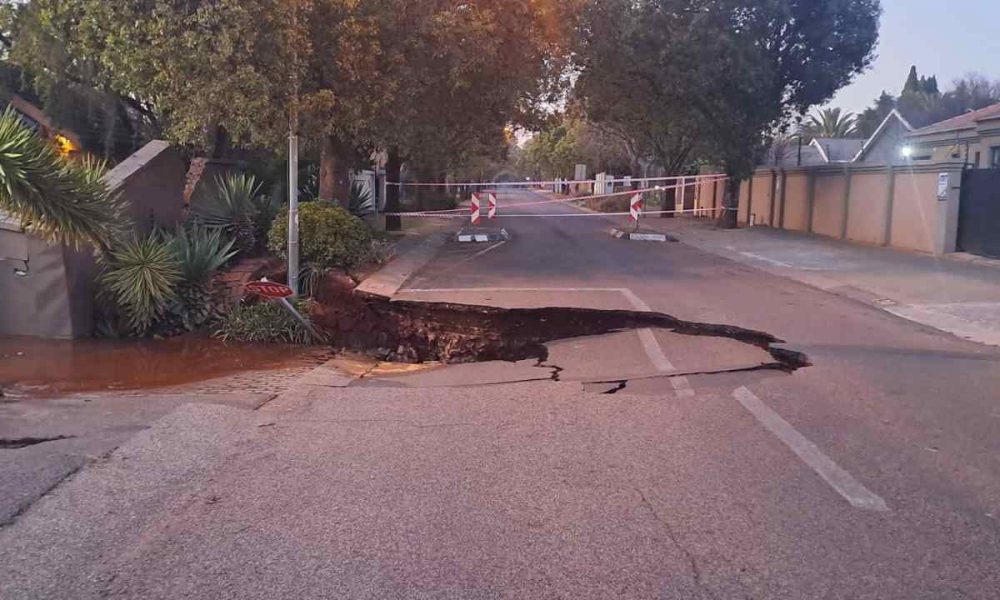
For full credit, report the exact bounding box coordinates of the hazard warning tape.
[387,173,729,188]
[384,176,730,220]
[383,206,736,218]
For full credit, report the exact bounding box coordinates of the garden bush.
[215,299,317,344]
[268,202,372,270]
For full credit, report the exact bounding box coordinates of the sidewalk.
[644,218,1000,346]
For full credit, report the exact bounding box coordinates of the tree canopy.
[572,0,880,183]
[856,67,1000,136]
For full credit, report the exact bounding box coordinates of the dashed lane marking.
[733,386,888,511]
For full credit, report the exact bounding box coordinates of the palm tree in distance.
[798,107,859,140]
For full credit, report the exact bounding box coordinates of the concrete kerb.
[355,231,450,299]
[286,228,454,396]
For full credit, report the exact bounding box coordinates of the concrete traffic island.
[455,226,510,243]
[609,227,679,242]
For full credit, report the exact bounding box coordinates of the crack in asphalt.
[586,360,797,390]
[602,381,629,395]
[0,435,75,449]
[1,461,84,528]
[635,487,718,600]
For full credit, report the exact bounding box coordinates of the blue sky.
[829,0,1000,114]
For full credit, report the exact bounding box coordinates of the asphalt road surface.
[2,189,999,599]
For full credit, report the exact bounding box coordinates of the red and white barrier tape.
[384,206,736,218]
[387,173,729,187]
[384,176,729,217]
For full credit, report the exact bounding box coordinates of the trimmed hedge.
[268,202,372,270]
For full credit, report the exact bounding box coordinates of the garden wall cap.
[102,140,174,192]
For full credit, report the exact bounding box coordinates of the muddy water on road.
[0,335,330,398]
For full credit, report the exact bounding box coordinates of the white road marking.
[468,240,507,260]
[739,251,795,268]
[733,386,888,511]
[618,292,696,398]
[398,286,696,398]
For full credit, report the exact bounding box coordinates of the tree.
[364,0,571,222]
[575,0,706,182]
[677,0,880,227]
[856,91,896,137]
[798,108,859,140]
[859,68,1000,131]
[3,1,158,160]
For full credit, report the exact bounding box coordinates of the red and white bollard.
[629,193,643,223]
[487,193,497,219]
[470,193,482,225]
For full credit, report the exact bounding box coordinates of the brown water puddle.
[0,335,330,398]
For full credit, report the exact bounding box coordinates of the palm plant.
[0,108,125,250]
[189,172,265,254]
[798,107,859,139]
[99,234,181,336]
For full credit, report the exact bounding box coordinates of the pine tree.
[903,66,921,94]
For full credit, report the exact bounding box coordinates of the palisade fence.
[693,162,967,256]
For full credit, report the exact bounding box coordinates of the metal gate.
[958,169,1000,258]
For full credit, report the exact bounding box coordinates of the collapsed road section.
[308,276,810,373]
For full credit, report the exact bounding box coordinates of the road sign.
[629,193,643,221]
[245,280,294,298]
[487,193,497,219]
[470,193,482,225]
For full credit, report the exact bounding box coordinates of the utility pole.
[288,132,299,295]
[286,1,302,296]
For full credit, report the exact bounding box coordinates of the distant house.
[905,102,1000,168]
[762,110,913,167]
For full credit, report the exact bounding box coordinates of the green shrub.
[214,300,317,344]
[268,202,372,270]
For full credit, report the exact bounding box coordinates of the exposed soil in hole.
[311,275,811,372]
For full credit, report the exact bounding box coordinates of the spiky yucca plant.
[99,234,181,335]
[165,225,237,331]
[0,108,126,250]
[348,181,375,217]
[189,172,264,254]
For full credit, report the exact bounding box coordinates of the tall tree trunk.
[319,135,353,208]
[385,147,403,231]
[207,123,230,159]
[718,174,740,229]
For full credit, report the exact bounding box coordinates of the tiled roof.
[812,138,866,162]
[911,102,1000,136]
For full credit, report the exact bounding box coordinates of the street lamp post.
[287,132,299,296]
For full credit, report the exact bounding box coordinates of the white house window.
[991,146,1000,169]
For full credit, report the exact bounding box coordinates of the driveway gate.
[958,169,1000,258]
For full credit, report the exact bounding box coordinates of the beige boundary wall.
[694,162,965,256]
